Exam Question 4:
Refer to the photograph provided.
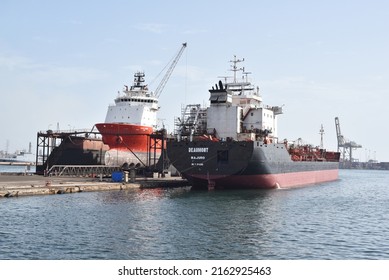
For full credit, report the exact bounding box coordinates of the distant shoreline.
[0,161,35,166]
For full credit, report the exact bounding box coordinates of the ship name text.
[188,147,209,153]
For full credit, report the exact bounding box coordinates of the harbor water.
[0,165,35,174]
[1,169,388,260]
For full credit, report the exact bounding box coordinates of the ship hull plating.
[95,123,160,166]
[167,140,339,189]
[95,123,153,150]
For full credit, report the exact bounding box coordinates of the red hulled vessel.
[95,72,159,166]
[95,43,187,167]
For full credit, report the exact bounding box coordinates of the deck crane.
[335,117,362,163]
[153,42,187,98]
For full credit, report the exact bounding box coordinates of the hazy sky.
[1,0,388,161]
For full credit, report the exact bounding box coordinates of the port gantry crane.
[335,117,362,164]
[153,42,187,98]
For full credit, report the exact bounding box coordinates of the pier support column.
[129,169,136,183]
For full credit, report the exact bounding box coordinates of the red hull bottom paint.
[272,169,339,188]
[95,123,153,152]
[96,123,164,166]
[191,169,339,189]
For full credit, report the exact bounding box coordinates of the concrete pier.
[0,174,190,198]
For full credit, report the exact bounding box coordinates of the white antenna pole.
[229,55,244,83]
[319,124,325,148]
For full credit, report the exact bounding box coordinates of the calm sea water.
[0,165,35,173]
[1,169,388,260]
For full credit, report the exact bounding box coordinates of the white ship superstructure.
[95,43,187,166]
[177,56,283,142]
[104,72,159,128]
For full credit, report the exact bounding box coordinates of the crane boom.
[335,117,344,150]
[154,42,187,98]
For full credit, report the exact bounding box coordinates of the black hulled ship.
[167,56,340,189]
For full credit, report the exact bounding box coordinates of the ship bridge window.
[217,150,229,164]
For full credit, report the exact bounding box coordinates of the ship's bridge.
[232,94,262,107]
[115,96,158,105]
[225,79,263,107]
[114,85,159,110]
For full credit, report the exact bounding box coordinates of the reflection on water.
[1,169,389,260]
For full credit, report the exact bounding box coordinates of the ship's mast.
[130,71,146,91]
[319,124,324,149]
[242,67,252,83]
[229,55,245,83]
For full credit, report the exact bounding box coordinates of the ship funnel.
[219,80,224,90]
